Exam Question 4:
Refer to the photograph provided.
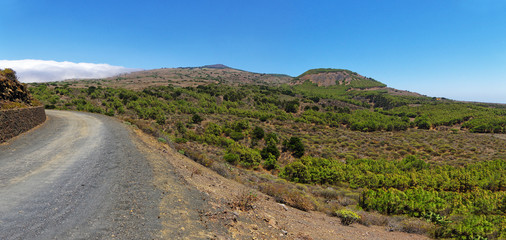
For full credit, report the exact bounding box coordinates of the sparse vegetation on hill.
[29,67,506,239]
[199,64,230,69]
[64,65,293,90]
[298,68,359,77]
[296,68,386,89]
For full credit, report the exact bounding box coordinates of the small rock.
[279,204,288,211]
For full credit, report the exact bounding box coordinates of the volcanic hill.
[73,64,293,89]
[295,68,386,88]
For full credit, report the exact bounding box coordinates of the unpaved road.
[0,110,163,239]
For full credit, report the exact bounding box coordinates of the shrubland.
[29,79,506,239]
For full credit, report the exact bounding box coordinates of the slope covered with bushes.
[29,68,506,239]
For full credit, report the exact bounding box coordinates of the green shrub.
[283,137,305,158]
[263,153,279,170]
[229,131,245,141]
[233,119,250,131]
[175,137,188,143]
[261,139,280,160]
[205,122,222,136]
[252,126,265,140]
[226,144,261,168]
[335,209,360,226]
[192,113,203,124]
[176,121,186,134]
[265,132,279,143]
[224,153,240,164]
[415,115,431,129]
[280,161,310,183]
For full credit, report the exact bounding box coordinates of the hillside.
[65,65,293,90]
[29,66,506,239]
[0,68,33,109]
[295,68,386,88]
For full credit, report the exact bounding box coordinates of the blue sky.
[1,0,505,103]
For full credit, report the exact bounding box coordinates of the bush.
[259,182,316,211]
[261,139,280,160]
[229,131,245,141]
[205,122,222,136]
[388,217,435,236]
[192,113,203,124]
[233,190,258,211]
[176,121,186,134]
[357,210,389,227]
[252,126,265,140]
[226,144,261,168]
[224,153,240,164]
[398,155,428,171]
[283,136,305,158]
[263,153,279,170]
[284,100,299,113]
[415,115,431,129]
[335,209,360,226]
[265,132,279,143]
[233,119,250,131]
[280,161,310,183]
[175,137,188,143]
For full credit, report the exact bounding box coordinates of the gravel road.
[0,110,162,239]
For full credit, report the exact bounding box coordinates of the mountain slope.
[295,68,386,88]
[85,65,293,89]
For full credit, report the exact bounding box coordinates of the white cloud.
[0,59,141,83]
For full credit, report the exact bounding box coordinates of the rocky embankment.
[0,68,31,105]
[0,68,46,143]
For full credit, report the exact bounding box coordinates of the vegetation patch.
[29,73,506,239]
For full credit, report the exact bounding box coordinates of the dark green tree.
[252,126,265,140]
[261,139,280,160]
[192,113,203,124]
[283,137,305,158]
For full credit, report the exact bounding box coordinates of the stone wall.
[0,106,46,143]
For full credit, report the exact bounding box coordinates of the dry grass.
[357,210,389,226]
[0,101,31,110]
[232,190,259,211]
[388,216,435,237]
[258,181,316,211]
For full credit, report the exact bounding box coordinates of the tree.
[263,153,279,170]
[261,139,280,160]
[283,137,305,158]
[285,101,299,113]
[280,161,310,183]
[205,122,222,136]
[252,126,265,140]
[192,113,203,124]
[265,132,279,144]
[415,115,431,129]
